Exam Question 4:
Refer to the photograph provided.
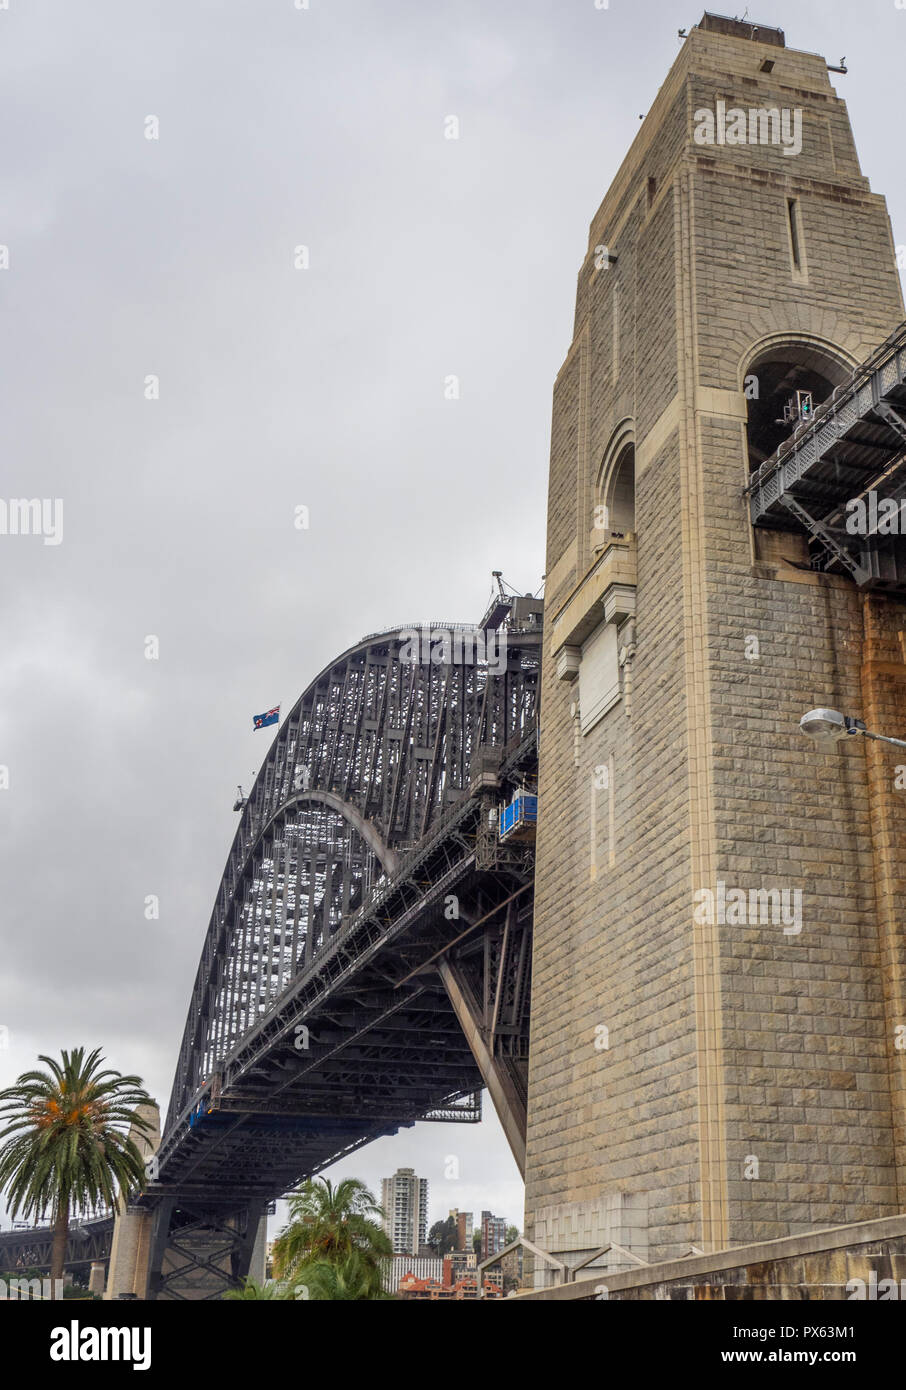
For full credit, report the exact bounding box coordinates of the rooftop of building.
[699,12,785,47]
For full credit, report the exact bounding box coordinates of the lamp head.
[799,708,848,741]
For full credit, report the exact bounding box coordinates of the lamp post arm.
[859,730,906,750]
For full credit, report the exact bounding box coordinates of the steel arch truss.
[165,624,540,1168]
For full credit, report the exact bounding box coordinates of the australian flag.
[253,705,280,731]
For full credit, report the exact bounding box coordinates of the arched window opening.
[599,441,635,535]
[744,341,853,573]
[745,345,849,474]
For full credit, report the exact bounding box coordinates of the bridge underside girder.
[155,724,536,1201]
[151,992,486,1199]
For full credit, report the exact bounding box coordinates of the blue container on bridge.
[499,793,537,843]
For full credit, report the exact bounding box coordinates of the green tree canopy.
[427,1215,458,1256]
[271,1176,392,1301]
[299,1250,394,1301]
[0,1046,155,1282]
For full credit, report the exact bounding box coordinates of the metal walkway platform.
[746,321,906,589]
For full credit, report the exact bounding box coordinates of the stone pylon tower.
[525,12,906,1277]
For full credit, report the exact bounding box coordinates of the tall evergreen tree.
[0,1047,155,1282]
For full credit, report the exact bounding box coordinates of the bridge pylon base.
[105,1102,161,1300]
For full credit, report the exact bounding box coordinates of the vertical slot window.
[787,197,807,280]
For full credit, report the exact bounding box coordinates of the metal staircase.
[746,321,906,589]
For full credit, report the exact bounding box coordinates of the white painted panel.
[579,621,620,733]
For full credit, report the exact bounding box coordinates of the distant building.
[381,1253,444,1295]
[480,1211,507,1261]
[381,1167,428,1255]
[399,1267,503,1300]
[449,1208,473,1252]
[444,1249,477,1284]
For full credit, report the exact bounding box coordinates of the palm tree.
[272,1176,392,1296]
[296,1249,393,1301]
[0,1047,155,1283]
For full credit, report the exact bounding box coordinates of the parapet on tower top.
[698,12,785,47]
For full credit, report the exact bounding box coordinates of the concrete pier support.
[248,1213,268,1286]
[105,1102,161,1300]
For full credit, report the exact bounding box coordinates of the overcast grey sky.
[1,0,904,1238]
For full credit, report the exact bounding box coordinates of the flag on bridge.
[253,705,280,731]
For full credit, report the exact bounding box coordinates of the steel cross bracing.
[746,320,906,588]
[147,1198,267,1301]
[156,621,539,1205]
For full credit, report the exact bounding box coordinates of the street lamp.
[799,708,906,749]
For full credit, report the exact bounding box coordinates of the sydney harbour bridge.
[0,591,542,1297]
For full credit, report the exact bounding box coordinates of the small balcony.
[550,534,637,679]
